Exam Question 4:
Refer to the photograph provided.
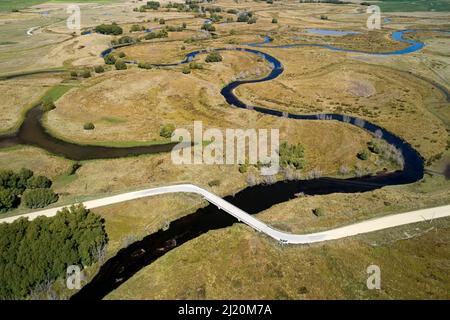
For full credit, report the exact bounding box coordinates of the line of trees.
[0,204,108,299]
[95,23,123,35]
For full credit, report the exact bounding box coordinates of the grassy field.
[0,0,119,12]
[379,0,450,12]
[106,216,450,299]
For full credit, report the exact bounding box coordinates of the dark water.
[72,172,403,300]
[0,106,187,160]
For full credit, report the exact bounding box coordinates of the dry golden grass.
[106,216,450,299]
[235,47,448,161]
[0,145,70,177]
[0,75,62,132]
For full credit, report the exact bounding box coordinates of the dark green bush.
[205,51,222,63]
[272,18,278,23]
[115,59,127,70]
[70,71,78,78]
[94,65,105,73]
[0,188,19,213]
[104,53,116,65]
[22,188,58,209]
[201,23,215,32]
[95,23,123,35]
[83,122,95,130]
[26,175,52,189]
[118,51,126,58]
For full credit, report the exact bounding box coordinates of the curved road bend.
[0,184,448,244]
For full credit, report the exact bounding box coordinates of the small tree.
[42,99,56,112]
[205,52,222,63]
[160,124,175,138]
[0,188,18,213]
[115,60,127,70]
[94,65,105,73]
[104,53,116,65]
[357,150,369,160]
[312,208,324,217]
[81,70,91,78]
[27,175,52,189]
[182,66,191,74]
[22,188,58,209]
[83,122,95,130]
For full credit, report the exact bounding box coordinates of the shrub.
[368,140,381,154]
[94,65,105,73]
[138,62,153,69]
[208,180,220,187]
[182,22,187,29]
[279,142,305,169]
[182,66,191,74]
[189,62,203,69]
[81,69,91,78]
[0,168,33,192]
[237,12,251,22]
[83,122,95,130]
[239,162,249,173]
[130,24,142,32]
[27,175,52,189]
[69,162,82,175]
[205,52,222,63]
[159,18,165,25]
[115,59,127,70]
[272,18,278,23]
[357,150,369,160]
[201,23,215,32]
[118,52,126,58]
[247,17,257,24]
[104,53,116,65]
[42,99,56,112]
[0,188,19,213]
[312,208,324,217]
[145,1,160,10]
[117,36,135,44]
[160,124,175,138]
[70,71,78,78]
[95,23,123,35]
[22,188,58,209]
[144,29,168,40]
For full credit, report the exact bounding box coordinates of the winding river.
[0,28,448,299]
